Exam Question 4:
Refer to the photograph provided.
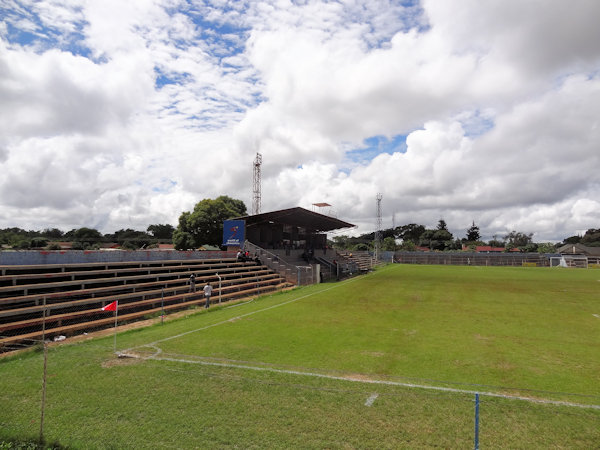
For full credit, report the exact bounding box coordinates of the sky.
[1,0,599,242]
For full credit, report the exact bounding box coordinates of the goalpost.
[550,255,588,268]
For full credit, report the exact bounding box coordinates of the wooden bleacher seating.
[0,258,292,352]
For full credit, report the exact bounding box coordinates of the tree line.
[1,195,598,253]
[0,196,245,251]
[331,220,600,253]
[0,224,175,250]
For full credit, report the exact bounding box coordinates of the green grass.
[1,264,599,448]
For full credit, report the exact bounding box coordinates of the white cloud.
[0,0,599,243]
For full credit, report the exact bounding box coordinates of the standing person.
[189,273,196,293]
[203,282,212,309]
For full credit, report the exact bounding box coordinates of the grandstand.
[0,207,364,353]
[0,257,292,352]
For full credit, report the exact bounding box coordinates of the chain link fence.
[1,341,599,448]
[393,251,557,267]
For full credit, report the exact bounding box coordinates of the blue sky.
[347,135,408,164]
[1,0,599,241]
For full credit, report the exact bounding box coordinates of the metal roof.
[236,207,354,232]
[557,243,600,256]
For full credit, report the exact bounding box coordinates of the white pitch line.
[593,314,600,319]
[121,353,600,411]
[123,276,361,353]
[365,393,379,407]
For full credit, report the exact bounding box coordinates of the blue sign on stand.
[222,220,245,246]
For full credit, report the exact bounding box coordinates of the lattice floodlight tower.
[252,152,262,216]
[375,193,383,261]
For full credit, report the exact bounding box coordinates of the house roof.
[557,243,600,256]
[236,207,354,232]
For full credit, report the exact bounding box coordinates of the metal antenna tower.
[252,152,262,215]
[375,193,383,261]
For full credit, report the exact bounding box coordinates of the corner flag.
[101,300,119,353]
[102,300,118,312]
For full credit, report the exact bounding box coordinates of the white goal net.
[550,255,588,268]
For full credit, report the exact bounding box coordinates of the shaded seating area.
[0,258,292,352]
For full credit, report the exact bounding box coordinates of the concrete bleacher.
[0,258,292,352]
[337,251,375,272]
[246,246,368,281]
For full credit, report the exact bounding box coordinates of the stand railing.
[244,241,316,286]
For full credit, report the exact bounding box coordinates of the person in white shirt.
[203,282,212,308]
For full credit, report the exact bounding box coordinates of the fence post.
[39,296,48,443]
[217,273,222,303]
[161,288,164,324]
[474,393,480,450]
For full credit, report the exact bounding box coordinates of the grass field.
[1,264,599,448]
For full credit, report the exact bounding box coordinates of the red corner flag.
[102,300,118,312]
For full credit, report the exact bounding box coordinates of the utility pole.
[252,152,262,215]
[375,193,382,261]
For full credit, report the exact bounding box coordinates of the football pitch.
[1,264,599,448]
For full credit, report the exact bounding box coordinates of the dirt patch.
[101,354,143,368]
[362,351,385,357]
[344,373,377,382]
[409,294,423,302]
[494,361,516,371]
[474,333,493,341]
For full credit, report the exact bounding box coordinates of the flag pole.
[113,301,118,354]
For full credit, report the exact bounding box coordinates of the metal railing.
[244,241,316,286]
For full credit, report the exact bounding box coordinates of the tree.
[382,236,397,251]
[418,229,435,249]
[562,235,581,245]
[172,230,195,250]
[398,239,416,251]
[147,224,175,240]
[106,229,152,249]
[14,238,31,249]
[537,242,557,253]
[465,221,480,242]
[330,235,350,250]
[394,224,426,243]
[121,240,139,250]
[436,219,448,231]
[488,235,505,248]
[174,196,247,249]
[30,238,48,248]
[581,228,600,246]
[504,230,533,249]
[65,227,103,245]
[432,229,454,250]
[41,228,64,239]
[71,241,86,250]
